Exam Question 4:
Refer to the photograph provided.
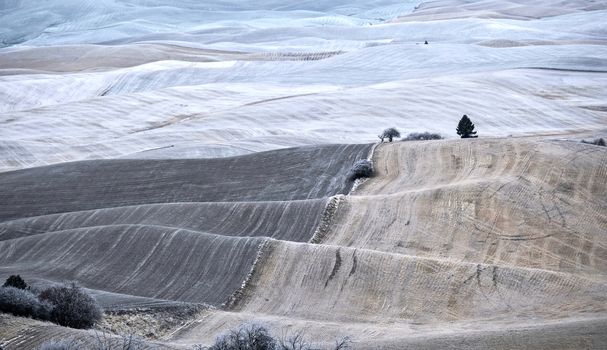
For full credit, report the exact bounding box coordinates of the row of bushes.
[198,323,351,350]
[378,115,477,142]
[581,138,606,147]
[0,275,102,329]
[379,127,607,147]
[378,128,445,143]
[38,323,349,350]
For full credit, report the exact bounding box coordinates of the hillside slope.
[0,144,369,312]
[1,0,607,349]
[174,138,607,347]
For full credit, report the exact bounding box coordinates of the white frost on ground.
[1,0,606,172]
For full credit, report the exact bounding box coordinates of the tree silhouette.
[3,275,27,290]
[456,115,478,138]
[379,128,401,142]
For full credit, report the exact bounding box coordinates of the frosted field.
[2,0,607,171]
[1,0,607,349]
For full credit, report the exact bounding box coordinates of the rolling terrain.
[0,144,369,309]
[1,0,606,349]
[173,138,607,348]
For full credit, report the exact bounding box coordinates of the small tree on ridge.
[379,128,401,142]
[456,115,478,138]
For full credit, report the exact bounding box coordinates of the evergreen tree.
[3,275,27,290]
[456,115,478,138]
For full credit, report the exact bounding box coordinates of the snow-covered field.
[1,1,607,349]
[2,0,606,172]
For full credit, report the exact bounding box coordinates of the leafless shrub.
[277,332,352,350]
[39,282,102,329]
[209,323,276,350]
[333,336,352,350]
[199,323,352,350]
[347,159,373,182]
[93,331,146,350]
[0,286,52,320]
[581,138,606,147]
[278,331,310,350]
[403,132,443,141]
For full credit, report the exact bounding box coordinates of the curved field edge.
[0,143,372,222]
[325,138,607,277]
[0,226,264,306]
[170,310,607,349]
[171,137,607,346]
[0,199,328,243]
[232,240,607,323]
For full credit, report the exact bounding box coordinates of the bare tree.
[209,323,276,350]
[333,337,352,350]
[278,331,310,350]
[93,331,146,350]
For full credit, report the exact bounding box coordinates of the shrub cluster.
[40,283,103,329]
[581,138,606,147]
[378,115,479,142]
[403,132,443,141]
[347,159,373,182]
[209,323,276,350]
[0,276,102,330]
[0,287,52,320]
[203,323,351,350]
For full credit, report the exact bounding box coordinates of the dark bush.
[39,283,102,329]
[201,323,352,350]
[3,275,28,290]
[209,323,276,350]
[347,159,373,182]
[379,128,401,142]
[403,132,443,141]
[0,286,52,320]
[581,138,606,147]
